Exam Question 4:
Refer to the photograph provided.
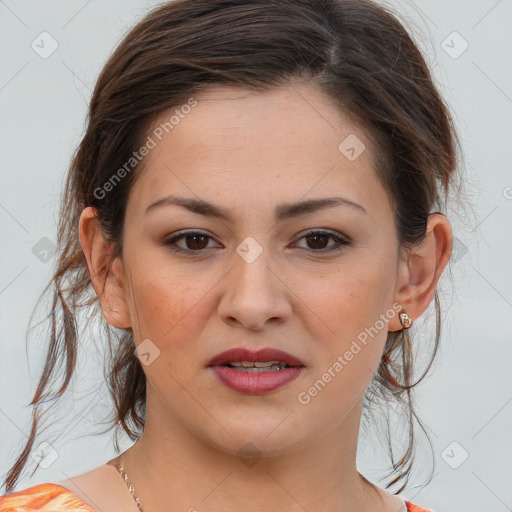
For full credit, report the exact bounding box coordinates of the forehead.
[126,83,391,222]
[152,83,363,154]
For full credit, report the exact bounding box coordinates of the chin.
[199,416,309,461]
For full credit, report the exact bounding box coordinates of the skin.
[65,83,452,512]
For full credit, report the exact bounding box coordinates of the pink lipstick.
[208,347,305,395]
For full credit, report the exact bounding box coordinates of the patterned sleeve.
[0,483,95,512]
[406,500,435,512]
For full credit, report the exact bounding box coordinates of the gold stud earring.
[399,311,412,329]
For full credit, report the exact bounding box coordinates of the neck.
[119,389,390,512]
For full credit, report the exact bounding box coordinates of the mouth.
[208,347,305,369]
[207,347,305,395]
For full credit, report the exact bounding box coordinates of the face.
[107,84,405,455]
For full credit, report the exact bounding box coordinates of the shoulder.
[405,500,435,512]
[0,482,94,511]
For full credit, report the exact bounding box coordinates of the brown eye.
[181,234,210,250]
[163,231,221,253]
[304,233,331,250]
[294,230,350,254]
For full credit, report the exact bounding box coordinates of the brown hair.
[3,0,460,494]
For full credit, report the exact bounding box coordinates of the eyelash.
[162,229,351,255]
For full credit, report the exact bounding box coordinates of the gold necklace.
[116,454,145,512]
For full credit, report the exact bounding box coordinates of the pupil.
[307,234,328,249]
[187,235,208,250]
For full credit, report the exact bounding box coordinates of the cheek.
[296,270,393,421]
[304,260,394,333]
[127,263,219,351]
[298,253,396,388]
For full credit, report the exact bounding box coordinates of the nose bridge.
[235,238,273,293]
[218,235,291,329]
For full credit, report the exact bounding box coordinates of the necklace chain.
[116,454,145,512]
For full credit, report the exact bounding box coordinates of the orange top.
[0,484,94,512]
[0,483,434,511]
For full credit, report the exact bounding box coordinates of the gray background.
[0,1,511,510]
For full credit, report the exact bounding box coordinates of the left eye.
[163,229,350,254]
[293,230,350,253]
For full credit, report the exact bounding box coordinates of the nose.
[218,243,292,331]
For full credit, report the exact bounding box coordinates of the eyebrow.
[145,194,367,221]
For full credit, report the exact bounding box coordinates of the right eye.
[162,230,222,254]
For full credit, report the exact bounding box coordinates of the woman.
[0,0,458,510]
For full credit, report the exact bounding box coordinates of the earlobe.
[389,213,453,332]
[78,207,132,329]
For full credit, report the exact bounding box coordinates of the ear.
[389,213,453,332]
[78,206,132,329]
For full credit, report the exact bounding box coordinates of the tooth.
[226,361,286,368]
[233,364,288,373]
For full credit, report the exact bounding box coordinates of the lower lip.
[210,365,303,394]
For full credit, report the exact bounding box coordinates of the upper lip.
[208,347,305,367]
